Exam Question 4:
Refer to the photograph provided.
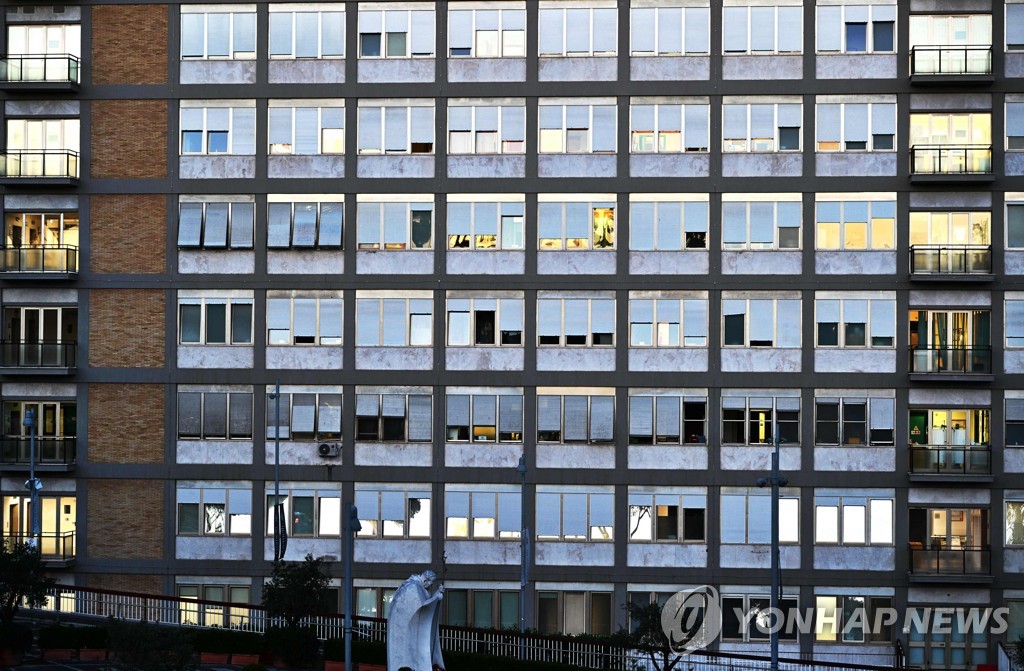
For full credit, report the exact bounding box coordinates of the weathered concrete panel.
[720,545,800,569]
[814,546,895,571]
[722,153,802,178]
[910,0,990,11]
[356,347,432,370]
[908,488,989,505]
[723,55,802,80]
[538,57,617,82]
[355,442,431,467]
[1005,448,1024,473]
[814,447,895,472]
[536,348,616,372]
[722,446,801,471]
[448,155,525,179]
[814,349,896,373]
[177,346,253,369]
[813,647,898,667]
[2,382,75,398]
[721,348,801,373]
[5,195,77,210]
[630,57,709,81]
[2,288,76,304]
[176,537,250,561]
[909,192,991,208]
[268,155,345,179]
[179,156,256,180]
[538,155,616,178]
[178,251,254,274]
[538,251,616,275]
[445,347,524,371]
[176,440,252,465]
[910,93,991,110]
[628,445,708,470]
[448,58,526,83]
[909,290,990,306]
[816,55,898,80]
[267,250,344,275]
[907,586,990,604]
[6,6,81,21]
[628,348,708,373]
[6,100,79,116]
[1008,54,1024,79]
[537,444,615,469]
[1005,252,1024,275]
[908,389,990,405]
[536,542,615,566]
[447,251,525,275]
[266,346,343,370]
[816,153,898,177]
[269,60,345,84]
[357,251,434,274]
[630,154,709,178]
[265,538,341,562]
[1006,153,1024,176]
[445,540,520,565]
[1006,350,1024,374]
[357,156,434,179]
[354,539,431,564]
[264,440,344,466]
[629,251,710,275]
[815,251,897,275]
[445,442,522,469]
[722,251,801,275]
[358,59,435,83]
[627,543,707,568]
[179,60,256,85]
[1007,550,1024,575]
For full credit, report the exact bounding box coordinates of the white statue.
[386,570,446,671]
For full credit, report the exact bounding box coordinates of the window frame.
[722,5,803,55]
[721,395,801,446]
[629,102,710,154]
[356,102,435,155]
[538,6,618,57]
[354,392,432,442]
[815,101,897,153]
[177,389,253,440]
[445,393,524,443]
[447,103,526,156]
[721,296,802,348]
[266,294,343,347]
[536,393,615,444]
[357,8,436,59]
[627,491,707,543]
[180,9,257,60]
[722,102,802,153]
[721,198,802,250]
[354,296,433,347]
[444,488,523,539]
[814,396,895,446]
[176,485,252,537]
[177,200,255,250]
[266,487,342,537]
[538,103,617,155]
[720,489,800,543]
[814,199,897,251]
[628,198,708,251]
[536,488,615,542]
[179,105,256,156]
[266,200,344,249]
[537,200,616,250]
[536,296,616,348]
[448,7,527,58]
[816,4,897,54]
[629,5,711,56]
[628,297,708,348]
[814,595,894,644]
[178,296,254,346]
[814,296,897,349]
[268,7,345,59]
[447,199,526,251]
[354,487,432,539]
[446,297,524,347]
[268,105,345,156]
[814,495,895,546]
[627,394,708,445]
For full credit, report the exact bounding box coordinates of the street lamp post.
[344,504,361,671]
[24,408,42,549]
[517,455,528,660]
[269,381,284,561]
[756,428,788,671]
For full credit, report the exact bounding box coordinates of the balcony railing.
[0,54,80,84]
[911,145,992,175]
[910,244,992,275]
[0,436,76,465]
[909,347,991,374]
[909,446,991,475]
[0,340,76,369]
[0,149,79,179]
[910,45,993,76]
[909,545,990,575]
[2,531,75,563]
[0,245,78,274]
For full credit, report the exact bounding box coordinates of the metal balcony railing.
[2,531,75,562]
[0,149,79,179]
[910,244,992,275]
[911,145,992,175]
[910,45,993,76]
[909,446,991,475]
[0,245,78,273]
[0,340,76,368]
[0,54,80,83]
[909,545,990,575]
[909,346,991,374]
[0,436,76,465]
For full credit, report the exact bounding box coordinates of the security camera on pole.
[24,408,42,550]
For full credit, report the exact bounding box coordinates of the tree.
[625,602,684,671]
[0,540,55,627]
[1013,635,1024,671]
[262,553,330,630]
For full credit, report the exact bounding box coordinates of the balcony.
[0,245,78,278]
[910,46,994,85]
[0,340,76,374]
[909,347,993,381]
[0,54,80,91]
[908,545,990,582]
[1,532,75,567]
[909,245,993,281]
[909,446,992,481]
[910,145,993,183]
[0,436,76,471]
[0,150,79,185]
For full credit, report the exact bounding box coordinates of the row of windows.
[176,103,1015,157]
[174,6,1024,60]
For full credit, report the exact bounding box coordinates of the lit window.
[355,486,432,538]
[721,488,799,542]
[815,199,896,250]
[447,199,525,250]
[176,484,252,536]
[538,199,616,250]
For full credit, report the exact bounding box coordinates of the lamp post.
[344,504,361,671]
[24,407,41,549]
[269,381,284,561]
[517,455,528,660]
[756,427,787,671]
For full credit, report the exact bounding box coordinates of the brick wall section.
[90,195,166,274]
[88,385,165,464]
[92,5,168,85]
[87,479,163,559]
[91,100,168,179]
[89,289,165,368]
[86,573,162,596]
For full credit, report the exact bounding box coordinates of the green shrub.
[193,627,263,654]
[38,624,78,649]
[107,620,195,671]
[264,625,319,668]
[76,625,110,650]
[0,623,33,655]
[239,664,266,671]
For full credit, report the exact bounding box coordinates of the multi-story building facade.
[1,0,1024,667]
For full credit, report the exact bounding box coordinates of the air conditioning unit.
[318,443,340,458]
